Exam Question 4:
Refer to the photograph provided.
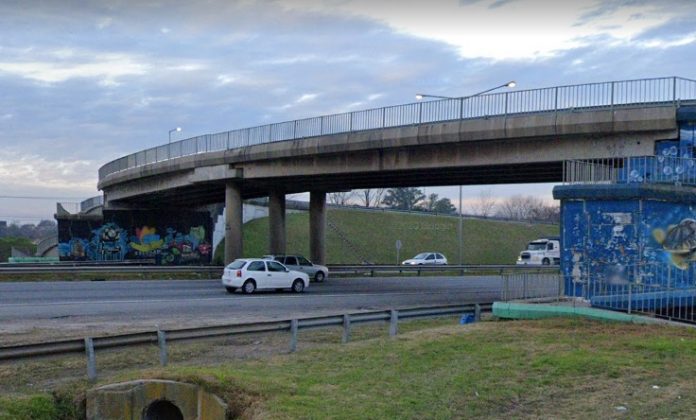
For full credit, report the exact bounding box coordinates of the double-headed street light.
[416,80,516,101]
[415,81,517,265]
[168,127,182,144]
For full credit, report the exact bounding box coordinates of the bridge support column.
[309,191,326,265]
[268,190,286,255]
[224,182,243,265]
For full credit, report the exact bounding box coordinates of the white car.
[222,258,310,294]
[402,252,448,265]
[263,254,329,282]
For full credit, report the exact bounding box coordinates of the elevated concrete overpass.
[97,77,696,264]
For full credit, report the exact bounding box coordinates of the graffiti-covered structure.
[58,210,212,265]
[554,107,696,316]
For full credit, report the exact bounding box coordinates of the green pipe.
[492,302,664,325]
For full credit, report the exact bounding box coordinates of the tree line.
[0,220,57,240]
[329,188,559,222]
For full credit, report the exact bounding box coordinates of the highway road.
[0,276,506,341]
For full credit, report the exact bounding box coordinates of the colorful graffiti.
[652,218,696,270]
[558,192,696,297]
[58,211,212,265]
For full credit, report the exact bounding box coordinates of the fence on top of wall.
[563,155,696,187]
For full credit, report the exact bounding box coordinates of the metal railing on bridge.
[100,76,696,180]
[564,155,696,187]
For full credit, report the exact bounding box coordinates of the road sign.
[395,240,402,250]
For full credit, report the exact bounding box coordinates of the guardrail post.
[474,304,481,322]
[290,319,299,352]
[157,329,168,367]
[85,337,97,382]
[389,310,398,337]
[342,314,351,344]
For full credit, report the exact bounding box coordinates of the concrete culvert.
[86,379,229,419]
[144,399,184,420]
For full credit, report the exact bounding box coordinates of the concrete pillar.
[268,190,286,255]
[224,182,243,264]
[309,191,326,265]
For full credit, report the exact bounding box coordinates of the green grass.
[6,318,696,419]
[216,208,558,264]
[0,393,78,420]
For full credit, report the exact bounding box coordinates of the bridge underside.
[110,161,563,207]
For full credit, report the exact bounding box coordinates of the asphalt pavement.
[0,276,503,339]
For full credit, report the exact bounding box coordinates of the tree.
[328,191,356,206]
[357,188,386,208]
[469,189,497,218]
[421,193,456,214]
[432,197,457,214]
[496,195,559,222]
[381,187,425,210]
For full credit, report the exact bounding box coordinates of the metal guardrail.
[0,303,491,381]
[328,264,559,276]
[564,156,696,187]
[99,76,696,180]
[0,263,558,276]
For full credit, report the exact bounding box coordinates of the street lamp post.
[415,81,516,101]
[416,81,517,265]
[168,127,182,159]
[168,127,182,144]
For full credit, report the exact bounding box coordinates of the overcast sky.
[1,0,696,222]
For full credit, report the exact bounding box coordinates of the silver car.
[263,255,329,282]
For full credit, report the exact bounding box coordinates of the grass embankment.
[4,318,696,419]
[216,208,558,264]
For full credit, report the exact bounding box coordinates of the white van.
[516,237,560,266]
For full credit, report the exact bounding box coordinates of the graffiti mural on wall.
[561,197,696,297]
[58,210,212,264]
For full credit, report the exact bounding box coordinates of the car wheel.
[242,280,256,294]
[225,286,236,294]
[542,258,550,265]
[314,271,325,283]
[292,279,305,293]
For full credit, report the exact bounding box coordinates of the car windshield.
[527,243,547,251]
[227,260,246,269]
[413,253,429,259]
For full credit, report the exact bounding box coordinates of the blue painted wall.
[557,187,696,298]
